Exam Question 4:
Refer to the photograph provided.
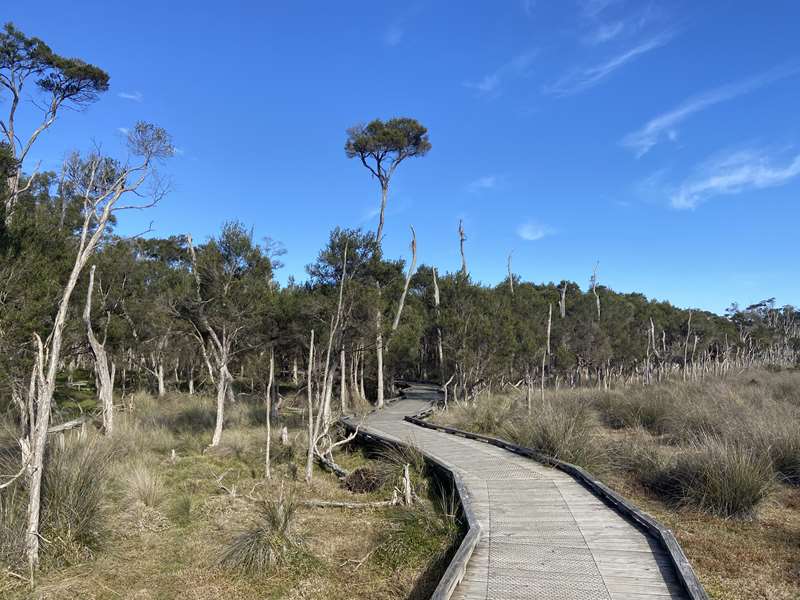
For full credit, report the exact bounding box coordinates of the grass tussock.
[126,460,164,507]
[612,433,775,518]
[0,435,113,569]
[219,488,310,574]
[502,397,606,471]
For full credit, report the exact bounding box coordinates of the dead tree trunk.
[590,262,601,320]
[541,304,552,403]
[265,348,274,479]
[340,348,347,413]
[507,252,514,295]
[458,219,468,277]
[83,265,114,436]
[559,282,567,318]
[432,267,444,381]
[305,330,316,484]
[376,301,384,409]
[683,311,693,382]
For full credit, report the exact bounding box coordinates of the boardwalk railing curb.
[405,409,710,600]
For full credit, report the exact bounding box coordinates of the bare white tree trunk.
[156,360,166,398]
[265,348,274,479]
[541,304,552,403]
[391,226,417,332]
[507,252,514,295]
[559,282,567,318]
[340,348,347,413]
[305,330,315,484]
[83,265,114,435]
[590,262,601,320]
[210,356,229,447]
[458,219,468,276]
[683,311,693,382]
[376,300,384,409]
[432,267,444,381]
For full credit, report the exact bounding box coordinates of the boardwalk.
[358,385,691,600]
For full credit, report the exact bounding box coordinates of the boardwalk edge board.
[404,407,710,600]
[339,414,482,600]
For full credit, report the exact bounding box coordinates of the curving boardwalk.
[359,385,691,600]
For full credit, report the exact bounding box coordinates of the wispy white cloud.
[465,51,537,96]
[517,221,555,241]
[582,20,625,45]
[671,148,800,209]
[544,32,672,96]
[579,0,622,19]
[622,64,800,157]
[118,91,143,102]
[467,175,499,192]
[117,127,130,135]
[384,24,404,47]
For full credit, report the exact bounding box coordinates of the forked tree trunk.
[83,265,115,435]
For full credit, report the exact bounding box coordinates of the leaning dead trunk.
[83,265,115,436]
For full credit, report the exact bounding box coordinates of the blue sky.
[7,1,800,313]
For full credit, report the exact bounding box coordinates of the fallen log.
[48,415,92,434]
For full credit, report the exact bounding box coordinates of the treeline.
[2,178,798,419]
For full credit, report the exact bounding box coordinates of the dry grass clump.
[219,488,310,574]
[126,460,164,507]
[502,397,607,471]
[0,434,113,569]
[612,433,775,518]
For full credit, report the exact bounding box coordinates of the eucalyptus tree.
[183,221,275,447]
[345,118,430,243]
[0,22,109,225]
